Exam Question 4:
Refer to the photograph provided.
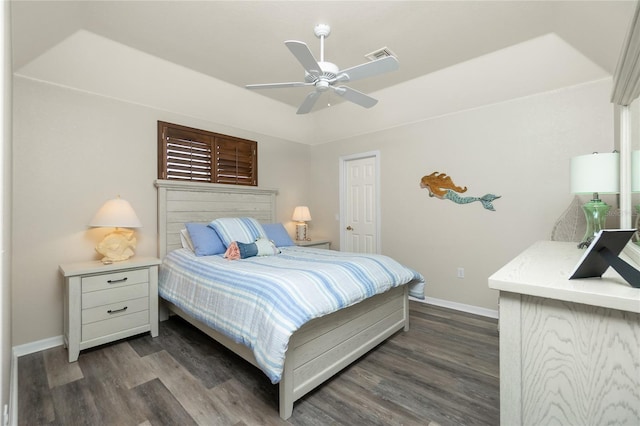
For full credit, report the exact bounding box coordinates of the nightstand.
[59,256,161,362]
[295,239,331,250]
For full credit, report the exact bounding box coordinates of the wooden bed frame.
[155,179,410,419]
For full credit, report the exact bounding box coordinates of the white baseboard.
[12,335,63,358]
[9,336,64,426]
[410,296,499,319]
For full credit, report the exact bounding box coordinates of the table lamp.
[89,196,142,263]
[570,152,620,248]
[292,206,311,241]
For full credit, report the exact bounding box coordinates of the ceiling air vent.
[365,47,397,61]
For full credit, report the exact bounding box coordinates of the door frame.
[339,151,381,253]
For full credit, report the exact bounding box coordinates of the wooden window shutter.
[215,137,257,186]
[158,121,257,186]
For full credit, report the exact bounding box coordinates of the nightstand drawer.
[82,310,149,341]
[82,296,149,324]
[82,282,148,309]
[82,268,149,292]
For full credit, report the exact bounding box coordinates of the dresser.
[59,256,161,362]
[489,241,640,425]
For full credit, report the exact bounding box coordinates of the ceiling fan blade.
[246,82,313,90]
[285,40,322,77]
[297,91,320,114]
[332,86,378,108]
[337,56,399,83]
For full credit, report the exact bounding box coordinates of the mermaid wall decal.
[420,172,501,211]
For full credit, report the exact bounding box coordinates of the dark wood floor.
[18,302,499,425]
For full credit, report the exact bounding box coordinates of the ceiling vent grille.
[365,47,397,61]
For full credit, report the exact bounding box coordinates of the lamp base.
[96,229,137,262]
[578,199,610,248]
[295,223,309,241]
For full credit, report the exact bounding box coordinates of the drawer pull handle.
[107,277,128,284]
[107,306,128,314]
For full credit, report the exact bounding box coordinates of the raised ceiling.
[11,1,636,113]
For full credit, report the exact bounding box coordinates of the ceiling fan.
[246,24,399,114]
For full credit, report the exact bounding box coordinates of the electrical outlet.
[457,267,465,279]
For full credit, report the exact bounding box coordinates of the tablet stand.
[569,229,640,287]
[597,247,640,287]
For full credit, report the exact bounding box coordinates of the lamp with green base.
[571,152,620,248]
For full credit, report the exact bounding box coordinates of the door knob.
[346,226,353,231]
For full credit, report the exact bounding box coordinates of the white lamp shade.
[292,206,312,222]
[632,150,640,192]
[89,197,142,228]
[570,152,620,194]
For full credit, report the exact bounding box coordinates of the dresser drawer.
[82,296,149,324]
[82,283,148,309]
[82,268,149,293]
[82,310,149,342]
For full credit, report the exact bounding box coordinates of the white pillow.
[180,228,195,252]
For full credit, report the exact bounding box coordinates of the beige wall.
[309,79,615,311]
[11,75,616,344]
[11,77,310,346]
[11,75,615,345]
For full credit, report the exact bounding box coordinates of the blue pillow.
[262,223,295,247]
[208,217,266,247]
[236,241,259,259]
[185,223,226,256]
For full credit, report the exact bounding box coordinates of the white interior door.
[341,153,380,253]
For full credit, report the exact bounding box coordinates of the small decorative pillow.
[185,223,226,256]
[209,217,267,247]
[262,223,295,247]
[224,238,280,260]
[254,238,280,256]
[237,241,259,259]
[224,241,241,260]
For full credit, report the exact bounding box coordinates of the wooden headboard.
[155,179,278,258]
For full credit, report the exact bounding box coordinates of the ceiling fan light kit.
[246,24,399,114]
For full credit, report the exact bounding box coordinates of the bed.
[155,179,424,419]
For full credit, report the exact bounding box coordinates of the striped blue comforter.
[158,246,425,383]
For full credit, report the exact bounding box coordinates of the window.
[158,121,257,186]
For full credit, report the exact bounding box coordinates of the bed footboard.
[162,285,409,420]
[279,285,409,419]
